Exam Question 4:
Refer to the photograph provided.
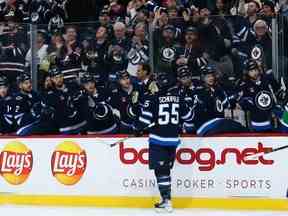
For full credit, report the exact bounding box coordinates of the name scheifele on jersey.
[159,96,179,104]
[137,86,194,146]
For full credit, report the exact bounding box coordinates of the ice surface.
[1,206,288,216]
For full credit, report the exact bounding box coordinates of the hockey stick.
[109,122,156,147]
[245,144,288,160]
[268,84,278,105]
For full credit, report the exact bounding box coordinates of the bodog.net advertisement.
[0,136,287,198]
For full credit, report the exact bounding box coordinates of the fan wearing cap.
[80,73,117,134]
[0,76,15,134]
[13,73,42,134]
[97,7,113,36]
[109,70,143,133]
[237,58,279,132]
[176,26,207,77]
[42,67,87,134]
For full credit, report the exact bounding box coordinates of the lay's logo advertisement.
[0,141,33,185]
[51,141,87,186]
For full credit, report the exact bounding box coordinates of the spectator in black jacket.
[84,26,110,87]
[196,6,234,80]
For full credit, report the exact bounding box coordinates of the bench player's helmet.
[81,73,95,84]
[116,70,130,81]
[0,76,9,87]
[16,73,31,85]
[177,65,191,80]
[243,58,260,80]
[156,72,176,90]
[200,64,216,77]
[244,58,258,73]
[48,67,62,77]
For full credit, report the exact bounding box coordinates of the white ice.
[1,206,288,216]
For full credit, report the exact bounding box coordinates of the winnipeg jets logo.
[161,48,175,62]
[255,91,273,110]
[31,12,39,22]
[251,46,262,60]
[216,99,224,112]
[127,49,141,65]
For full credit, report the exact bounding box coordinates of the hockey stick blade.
[245,144,288,160]
[109,135,134,147]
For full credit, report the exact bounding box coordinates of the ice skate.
[154,199,173,213]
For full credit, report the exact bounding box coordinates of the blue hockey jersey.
[136,86,194,146]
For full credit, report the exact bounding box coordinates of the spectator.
[253,19,272,70]
[127,22,149,77]
[176,27,207,78]
[25,31,49,68]
[196,6,234,79]
[99,8,112,28]
[0,22,27,85]
[0,0,285,135]
[84,26,110,87]
[46,32,65,62]
[233,19,272,71]
[30,0,52,24]
[262,0,275,17]
[213,0,230,15]
[246,1,261,27]
[153,9,169,29]
[261,0,275,27]
[112,21,131,50]
[109,0,126,21]
[0,0,24,22]
[279,0,288,16]
[55,26,82,82]
[153,23,180,75]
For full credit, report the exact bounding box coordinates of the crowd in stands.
[0,0,288,136]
